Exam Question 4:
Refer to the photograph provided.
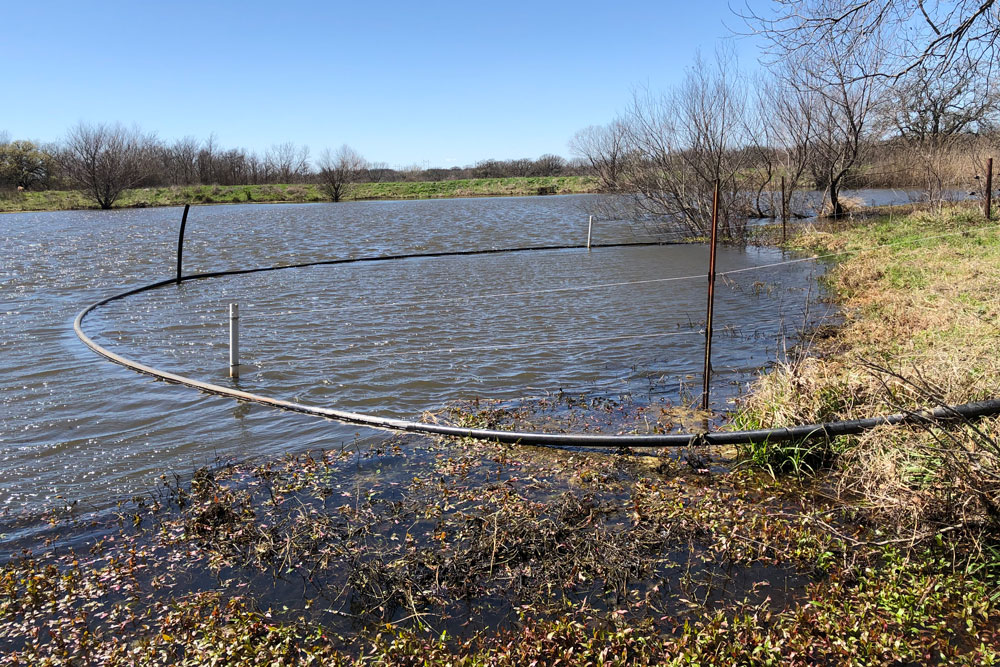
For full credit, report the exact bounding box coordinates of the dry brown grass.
[857,135,998,197]
[737,204,1000,537]
[818,195,867,218]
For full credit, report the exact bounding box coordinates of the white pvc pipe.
[587,215,593,249]
[229,303,240,379]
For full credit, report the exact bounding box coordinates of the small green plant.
[736,436,831,478]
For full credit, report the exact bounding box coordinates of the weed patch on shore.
[4,407,997,664]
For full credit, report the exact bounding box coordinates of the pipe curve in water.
[74,243,1000,448]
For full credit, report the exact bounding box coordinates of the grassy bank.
[736,205,1000,527]
[3,204,999,664]
[0,176,600,213]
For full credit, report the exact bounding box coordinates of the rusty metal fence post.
[986,158,994,221]
[701,180,720,412]
[781,175,787,243]
[229,303,240,379]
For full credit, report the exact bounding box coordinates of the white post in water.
[229,303,240,379]
[586,215,594,249]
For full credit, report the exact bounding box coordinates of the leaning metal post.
[176,204,190,284]
[781,175,787,243]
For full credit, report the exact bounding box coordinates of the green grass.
[0,176,601,213]
[352,176,598,200]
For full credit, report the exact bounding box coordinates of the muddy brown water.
[1,194,833,549]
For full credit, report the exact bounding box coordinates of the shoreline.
[0,179,972,216]
[0,176,603,214]
[3,203,998,663]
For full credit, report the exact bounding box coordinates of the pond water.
[796,187,975,212]
[1,194,836,547]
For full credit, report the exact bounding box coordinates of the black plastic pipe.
[74,244,1000,448]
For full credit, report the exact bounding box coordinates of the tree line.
[0,125,588,208]
[5,3,998,217]
[569,1,1000,239]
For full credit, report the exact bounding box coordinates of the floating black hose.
[74,243,1000,448]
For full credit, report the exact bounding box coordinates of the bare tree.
[197,134,219,185]
[162,136,200,185]
[759,69,817,217]
[217,148,250,186]
[884,60,999,201]
[740,79,781,218]
[569,121,629,190]
[395,163,426,181]
[265,142,311,183]
[366,161,391,183]
[743,0,1000,78]
[248,152,272,185]
[806,78,882,217]
[615,52,754,238]
[775,19,888,217]
[531,154,567,176]
[317,145,367,202]
[60,122,156,209]
[471,159,504,179]
[890,61,998,140]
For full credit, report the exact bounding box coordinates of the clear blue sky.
[3,0,766,168]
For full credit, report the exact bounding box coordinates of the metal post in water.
[229,303,240,379]
[587,215,594,249]
[986,157,994,221]
[701,180,720,412]
[780,175,787,243]
[176,204,190,284]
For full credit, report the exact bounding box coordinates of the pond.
[1,194,834,547]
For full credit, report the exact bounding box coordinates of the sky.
[2,0,768,168]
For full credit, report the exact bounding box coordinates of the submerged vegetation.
[3,203,999,663]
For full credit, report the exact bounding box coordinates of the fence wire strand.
[275,223,998,318]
